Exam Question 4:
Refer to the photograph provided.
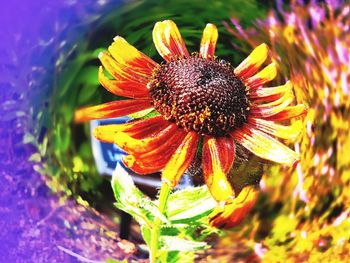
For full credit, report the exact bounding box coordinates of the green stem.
[150,182,171,263]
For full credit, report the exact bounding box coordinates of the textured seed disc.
[149,56,250,136]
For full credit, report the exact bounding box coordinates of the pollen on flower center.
[149,56,250,136]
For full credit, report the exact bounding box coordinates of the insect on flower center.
[149,56,250,136]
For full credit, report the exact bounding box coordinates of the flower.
[75,20,306,228]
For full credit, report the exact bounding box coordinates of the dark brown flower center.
[149,56,250,136]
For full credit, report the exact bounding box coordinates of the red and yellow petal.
[265,104,308,121]
[108,36,157,76]
[231,124,299,166]
[114,123,178,154]
[99,52,149,84]
[234,43,269,80]
[121,116,169,139]
[93,124,126,143]
[123,143,181,174]
[202,136,235,202]
[249,118,303,141]
[200,23,218,59]
[123,129,187,174]
[93,116,167,143]
[249,80,293,101]
[123,155,164,174]
[153,20,189,62]
[162,131,199,187]
[98,67,149,98]
[245,62,278,90]
[74,99,152,123]
[135,129,186,160]
[250,90,294,117]
[209,186,259,228]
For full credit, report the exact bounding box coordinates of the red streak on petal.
[74,99,152,123]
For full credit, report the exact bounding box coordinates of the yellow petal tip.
[285,80,293,89]
[113,36,123,42]
[251,43,269,60]
[98,51,105,60]
[268,62,278,78]
[258,43,269,52]
[205,23,217,29]
[73,111,81,123]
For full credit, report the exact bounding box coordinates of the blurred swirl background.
[1,0,349,262]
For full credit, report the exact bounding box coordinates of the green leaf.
[160,236,209,252]
[161,218,220,243]
[112,164,169,227]
[76,66,100,86]
[57,53,90,98]
[141,225,152,247]
[39,136,48,156]
[160,225,181,236]
[77,84,99,104]
[53,122,71,152]
[167,186,216,223]
[166,251,196,263]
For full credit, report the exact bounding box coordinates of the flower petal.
[93,124,126,143]
[250,118,303,140]
[209,186,259,228]
[135,128,186,159]
[123,155,164,174]
[245,62,278,90]
[162,131,199,187]
[114,123,178,154]
[123,129,187,174]
[250,90,294,117]
[265,104,308,121]
[153,20,189,62]
[74,99,152,123]
[93,116,168,143]
[108,36,157,75]
[99,52,149,84]
[231,125,299,166]
[202,136,235,202]
[98,67,149,98]
[234,43,269,80]
[249,81,293,101]
[200,23,218,59]
[121,116,168,139]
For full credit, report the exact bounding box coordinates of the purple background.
[0,1,129,262]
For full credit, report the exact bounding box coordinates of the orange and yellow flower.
[75,20,306,228]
